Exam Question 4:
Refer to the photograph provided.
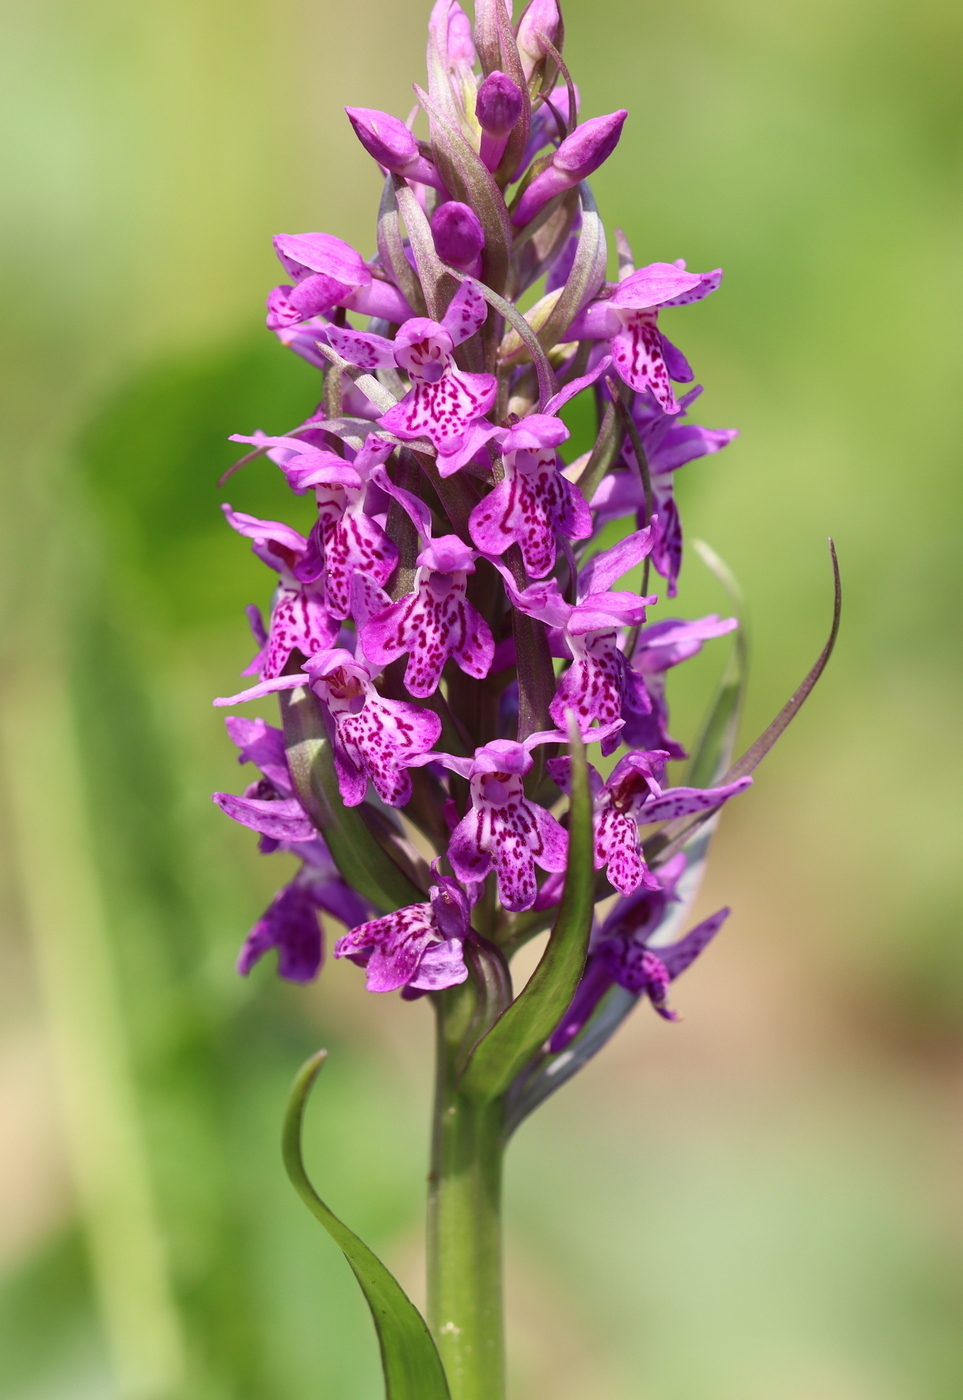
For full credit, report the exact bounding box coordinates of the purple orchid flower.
[213,716,371,982]
[569,261,722,413]
[221,507,338,679]
[550,855,731,1049]
[492,525,657,753]
[591,387,738,595]
[466,362,611,577]
[325,281,497,472]
[229,431,398,621]
[549,749,751,896]
[410,734,569,912]
[265,231,413,330]
[302,648,442,808]
[335,864,472,993]
[361,532,494,697]
[621,614,739,757]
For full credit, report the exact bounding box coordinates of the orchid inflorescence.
[209,3,838,1394]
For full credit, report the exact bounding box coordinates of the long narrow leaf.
[504,820,717,1134]
[685,540,749,789]
[503,546,753,1130]
[283,1052,451,1400]
[645,538,841,867]
[280,684,428,913]
[459,716,595,1102]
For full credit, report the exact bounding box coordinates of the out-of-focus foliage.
[0,1,961,1398]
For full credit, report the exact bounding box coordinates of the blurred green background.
[1,0,961,1396]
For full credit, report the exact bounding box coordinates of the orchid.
[591,385,738,594]
[208,4,840,1397]
[326,279,497,472]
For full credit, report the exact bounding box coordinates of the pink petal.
[378,368,497,452]
[610,314,680,413]
[325,323,397,370]
[440,278,488,346]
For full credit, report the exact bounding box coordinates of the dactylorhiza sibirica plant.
[212,4,840,1396]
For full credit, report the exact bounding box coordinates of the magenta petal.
[658,907,730,979]
[263,586,338,677]
[610,315,680,413]
[378,369,496,452]
[639,775,752,824]
[213,792,316,843]
[237,882,323,983]
[337,696,442,806]
[325,323,397,370]
[440,278,488,346]
[609,263,704,310]
[448,808,492,884]
[408,938,469,991]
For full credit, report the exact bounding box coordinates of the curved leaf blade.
[685,539,749,789]
[459,716,595,1102]
[283,1052,451,1400]
[503,819,715,1134]
[645,538,841,868]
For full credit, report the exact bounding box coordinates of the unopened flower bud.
[512,109,627,227]
[475,71,525,171]
[516,0,561,81]
[432,202,486,272]
[555,110,627,178]
[344,106,445,190]
[476,71,524,135]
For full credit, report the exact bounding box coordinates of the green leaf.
[685,539,750,789]
[280,683,428,913]
[503,819,716,1134]
[283,1052,451,1400]
[645,538,841,868]
[459,716,595,1103]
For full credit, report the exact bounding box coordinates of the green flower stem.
[427,985,506,1400]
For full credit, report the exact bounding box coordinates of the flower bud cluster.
[213,0,748,1030]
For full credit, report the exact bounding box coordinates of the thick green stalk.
[427,986,506,1400]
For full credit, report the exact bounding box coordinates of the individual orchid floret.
[335,864,472,993]
[213,716,371,982]
[229,432,398,622]
[469,413,590,578]
[512,109,628,227]
[361,534,494,697]
[568,262,721,413]
[493,526,658,752]
[467,360,610,576]
[475,71,524,171]
[591,387,738,593]
[344,106,445,190]
[213,714,317,848]
[221,507,338,679]
[237,839,373,984]
[550,860,732,1049]
[325,281,497,473]
[550,749,751,896]
[621,615,738,757]
[303,649,442,809]
[266,231,413,330]
[516,0,562,82]
[411,734,568,912]
[432,201,486,273]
